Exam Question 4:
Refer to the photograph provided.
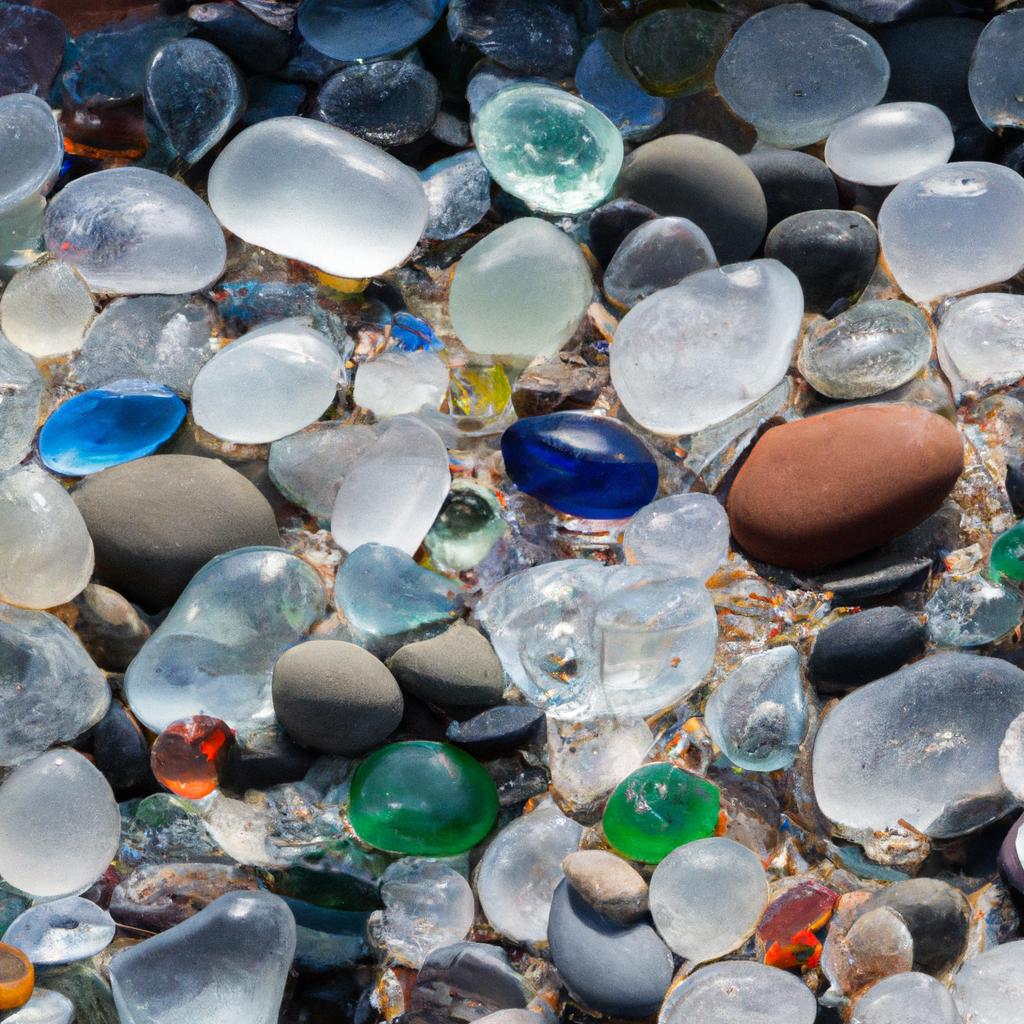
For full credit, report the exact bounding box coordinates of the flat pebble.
[561,850,648,926]
[852,972,960,1024]
[968,11,1024,131]
[623,493,730,580]
[3,897,115,965]
[951,939,1024,1024]
[298,0,447,61]
[353,349,448,418]
[937,293,1024,397]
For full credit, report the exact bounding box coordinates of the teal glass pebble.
[38,379,185,477]
[473,83,624,215]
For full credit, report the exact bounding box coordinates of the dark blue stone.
[39,379,185,477]
[501,412,658,519]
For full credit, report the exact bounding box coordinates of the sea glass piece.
[603,763,720,864]
[623,493,729,579]
[124,547,326,735]
[3,989,74,1024]
[990,521,1024,587]
[424,482,507,572]
[758,879,837,969]
[146,38,245,163]
[3,898,115,965]
[951,939,1024,1024]
[0,466,94,610]
[297,0,448,61]
[798,300,931,399]
[925,573,1023,647]
[0,333,43,470]
[348,741,499,855]
[207,117,428,278]
[0,258,94,359]
[151,716,235,800]
[191,318,342,444]
[353,349,449,418]
[852,971,961,1024]
[39,380,185,477]
[611,260,803,436]
[715,5,889,148]
[421,151,492,241]
[109,891,296,1024]
[878,162,1024,304]
[473,83,622,215]
[825,102,954,186]
[969,11,1024,131]
[0,94,61,216]
[0,749,119,899]
[449,217,592,360]
[937,293,1024,397]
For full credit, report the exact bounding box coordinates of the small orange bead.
[151,715,235,800]
[0,943,33,1009]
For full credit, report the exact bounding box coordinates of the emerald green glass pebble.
[348,741,499,855]
[603,763,720,864]
[473,83,624,215]
[990,521,1024,585]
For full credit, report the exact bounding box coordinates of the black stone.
[90,701,155,796]
[794,553,932,601]
[742,149,839,231]
[221,727,317,793]
[446,705,545,757]
[1006,462,1024,517]
[998,814,1024,895]
[953,122,1003,163]
[188,2,290,71]
[73,584,151,672]
[242,77,306,127]
[587,198,658,267]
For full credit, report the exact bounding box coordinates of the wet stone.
[446,705,545,758]
[587,198,658,267]
[150,716,235,800]
[0,94,62,217]
[0,6,65,99]
[0,333,42,470]
[742,149,840,231]
[421,151,492,241]
[561,850,649,926]
[3,898,115,966]
[188,2,289,71]
[298,0,448,62]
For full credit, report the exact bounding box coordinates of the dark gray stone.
[741,148,839,230]
[90,701,154,796]
[409,942,532,1017]
[446,704,545,757]
[588,198,658,267]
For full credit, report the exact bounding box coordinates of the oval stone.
[0,93,62,215]
[297,0,447,61]
[727,405,964,570]
[44,167,227,295]
[501,412,658,520]
[207,117,428,279]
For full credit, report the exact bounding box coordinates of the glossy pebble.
[0,258,94,359]
[353,349,449,418]
[0,944,32,1010]
[852,971,961,1024]
[150,715,235,800]
[623,493,730,579]
[2,989,74,1024]
[937,293,1024,397]
[969,11,1024,131]
[3,898,115,965]
[297,0,448,61]
[0,333,43,470]
[421,151,492,241]
[951,940,1024,1024]
[0,93,61,215]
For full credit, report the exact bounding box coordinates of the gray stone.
[561,849,649,925]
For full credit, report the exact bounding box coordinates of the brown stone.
[561,849,649,926]
[727,404,963,570]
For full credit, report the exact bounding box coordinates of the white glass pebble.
[969,11,1024,131]
[3,896,116,965]
[0,93,62,216]
[353,349,449,418]
[852,971,962,1024]
[952,941,1024,1024]
[622,492,729,579]
[0,257,95,358]
[937,293,1024,398]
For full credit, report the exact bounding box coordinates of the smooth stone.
[421,151,492,241]
[616,135,767,263]
[0,258,95,359]
[561,850,648,926]
[798,552,933,603]
[242,76,305,126]
[330,416,449,556]
[969,11,1024,131]
[449,217,592,360]
[353,349,448,418]
[0,466,94,610]
[501,412,658,520]
[89,700,153,794]
[191,318,342,444]
[207,117,428,278]
[937,293,1024,397]
[3,898,114,965]
[952,940,1024,1024]
[547,879,672,1020]
[992,520,1024,586]
[0,603,110,766]
[389,622,504,709]
[124,547,325,734]
[808,607,927,693]
[878,162,1024,304]
[764,210,878,314]
[297,0,447,61]
[272,640,403,755]
[851,972,960,1024]
[0,6,65,98]
[742,148,840,231]
[44,167,226,295]
[0,749,119,899]
[611,260,803,436]
[587,198,658,267]
[1002,713,1024,803]
[0,94,61,216]
[314,61,439,147]
[2,989,75,1024]
[798,300,932,399]
[0,333,42,469]
[623,492,729,580]
[446,705,544,757]
[925,573,1024,648]
[998,815,1024,894]
[727,405,964,570]
[73,454,280,611]
[715,5,890,149]
[108,891,296,1024]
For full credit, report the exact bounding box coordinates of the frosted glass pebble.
[825,102,954,186]
[0,257,94,358]
[421,151,492,241]
[0,93,62,215]
[3,896,115,964]
[925,573,1023,648]
[648,837,769,962]
[611,260,803,436]
[354,349,449,418]
[937,293,1024,398]
[44,167,227,295]
[969,11,1024,131]
[0,332,43,470]
[878,162,1024,304]
[0,749,120,899]
[622,493,729,579]
[191,318,342,444]
[0,466,94,609]
[952,941,1024,1024]
[449,218,592,360]
[330,417,450,556]
[2,989,75,1024]
[715,5,889,148]
[998,712,1024,801]
[207,117,428,278]
[852,971,961,1024]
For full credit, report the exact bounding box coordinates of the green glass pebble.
[990,521,1024,585]
[424,482,508,572]
[603,762,720,864]
[348,741,499,856]
[473,83,624,215]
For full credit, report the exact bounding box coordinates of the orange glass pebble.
[0,943,33,1009]
[151,715,235,800]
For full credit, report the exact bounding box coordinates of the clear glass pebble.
[2,989,75,1024]
[851,971,962,1024]
[353,349,449,418]
[622,492,730,580]
[937,293,1024,398]
[925,572,1024,647]
[951,940,1024,1024]
[3,897,115,965]
[0,257,94,359]
[0,93,62,216]
[0,332,42,470]
[999,711,1024,801]
[421,151,492,241]
[822,906,914,1002]
[968,10,1024,131]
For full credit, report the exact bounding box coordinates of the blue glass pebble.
[501,412,659,519]
[39,379,186,477]
[391,312,444,353]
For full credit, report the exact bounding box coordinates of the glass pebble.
[0,93,61,216]
[150,715,235,800]
[951,940,1024,1024]
[623,493,730,580]
[990,520,1024,587]
[297,0,448,61]
[0,944,32,1011]
[424,482,507,572]
[421,151,492,241]
[0,332,43,470]
[925,572,1023,647]
[353,349,449,418]
[0,258,94,359]
[852,971,963,1024]
[968,11,1024,131]
[2,989,75,1024]
[937,293,1024,398]
[3,897,115,965]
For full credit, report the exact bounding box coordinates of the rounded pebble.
[0,258,94,359]
[3,897,115,965]
[0,93,61,216]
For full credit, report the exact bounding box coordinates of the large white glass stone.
[937,293,1024,398]
[622,492,729,580]
[0,93,62,215]
[0,257,95,358]
[353,349,449,418]
[952,941,1024,1024]
[969,11,1024,131]
[852,971,961,1024]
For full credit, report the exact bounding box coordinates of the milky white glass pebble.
[208,117,427,278]
[2,989,75,1024]
[0,94,62,216]
[191,318,342,443]
[330,416,450,556]
[611,260,803,436]
[937,293,1024,398]
[648,837,769,962]
[44,167,227,295]
[878,162,1024,304]
[477,800,583,945]
[449,218,593,360]
[4,896,116,964]
[952,940,1024,1024]
[0,257,95,358]
[0,749,119,898]
[0,331,43,470]
[0,466,93,609]
[623,492,729,579]
[998,711,1024,801]
[969,11,1024,131]
[715,5,889,148]
[825,103,954,186]
[354,349,449,418]
[852,971,961,1024]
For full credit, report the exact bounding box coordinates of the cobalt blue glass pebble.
[391,312,444,352]
[38,379,186,477]
[501,412,659,519]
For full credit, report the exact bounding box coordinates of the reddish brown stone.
[727,404,964,570]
